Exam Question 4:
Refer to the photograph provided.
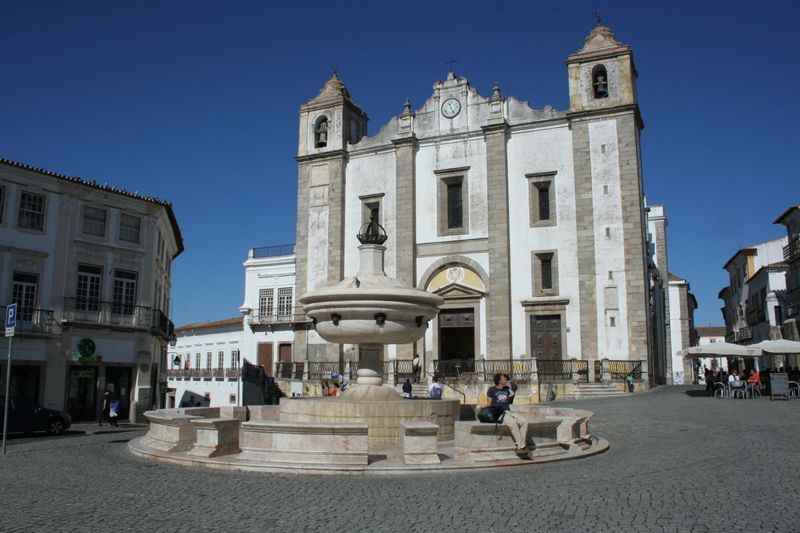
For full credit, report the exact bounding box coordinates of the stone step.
[571,383,628,400]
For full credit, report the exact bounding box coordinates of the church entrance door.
[439,308,475,376]
[531,315,562,360]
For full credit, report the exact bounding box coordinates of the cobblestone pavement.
[2,386,799,532]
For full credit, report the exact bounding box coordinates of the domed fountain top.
[356,218,388,245]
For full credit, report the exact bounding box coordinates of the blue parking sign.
[5,304,16,328]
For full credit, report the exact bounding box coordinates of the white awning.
[751,339,800,354]
[679,342,762,359]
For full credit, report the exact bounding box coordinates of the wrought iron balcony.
[747,308,766,325]
[738,327,752,341]
[0,307,59,336]
[63,297,173,338]
[247,306,312,328]
[784,238,800,263]
[787,286,800,310]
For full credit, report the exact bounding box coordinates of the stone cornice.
[566,104,643,130]
[295,149,347,164]
[481,121,509,135]
[391,134,418,147]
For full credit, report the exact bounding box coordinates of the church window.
[314,116,329,148]
[435,168,469,236]
[532,251,558,296]
[447,182,462,229]
[527,172,557,227]
[592,64,609,99]
[360,194,383,227]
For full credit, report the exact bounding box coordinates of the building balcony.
[738,327,752,342]
[246,306,312,330]
[62,297,174,338]
[725,331,739,343]
[747,308,766,325]
[787,286,800,310]
[249,244,295,258]
[784,238,800,263]
[0,307,59,336]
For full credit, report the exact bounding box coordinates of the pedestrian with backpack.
[485,373,530,459]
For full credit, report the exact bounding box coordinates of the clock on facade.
[441,98,461,118]
[77,338,96,357]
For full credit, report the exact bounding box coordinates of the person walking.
[412,354,421,383]
[99,390,111,426]
[108,394,121,427]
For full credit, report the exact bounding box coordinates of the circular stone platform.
[128,404,607,475]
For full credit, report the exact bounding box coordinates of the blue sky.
[2,1,798,328]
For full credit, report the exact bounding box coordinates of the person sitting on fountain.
[428,375,443,399]
[487,373,530,459]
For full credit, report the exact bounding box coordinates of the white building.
[0,158,182,421]
[166,245,303,405]
[719,236,787,346]
[694,326,728,376]
[647,204,698,385]
[292,23,663,384]
[775,206,800,344]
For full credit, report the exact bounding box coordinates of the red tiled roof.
[175,316,243,332]
[696,326,726,336]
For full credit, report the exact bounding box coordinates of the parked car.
[0,396,72,435]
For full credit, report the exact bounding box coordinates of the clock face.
[441,98,461,118]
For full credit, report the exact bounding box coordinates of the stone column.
[393,115,418,359]
[483,119,513,358]
[358,344,383,385]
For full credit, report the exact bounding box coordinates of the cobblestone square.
[2,386,799,532]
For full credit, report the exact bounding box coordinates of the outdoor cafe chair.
[714,382,727,399]
[729,381,746,399]
[789,381,799,398]
[749,382,762,399]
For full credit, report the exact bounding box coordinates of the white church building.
[168,22,699,403]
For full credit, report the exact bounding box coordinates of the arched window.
[314,116,328,148]
[592,64,609,99]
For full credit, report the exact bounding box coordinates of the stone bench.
[141,411,202,453]
[247,405,280,421]
[400,421,440,465]
[455,421,518,461]
[188,418,241,457]
[239,420,369,465]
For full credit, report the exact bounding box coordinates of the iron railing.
[575,360,589,383]
[537,359,572,381]
[783,238,800,263]
[0,307,58,335]
[249,306,311,326]
[225,368,241,379]
[738,327,752,341]
[433,359,476,379]
[251,244,295,258]
[747,308,766,325]
[482,359,533,383]
[787,286,800,310]
[63,297,164,331]
[308,361,343,381]
[608,360,642,380]
[594,361,603,383]
[276,361,305,380]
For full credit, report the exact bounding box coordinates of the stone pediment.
[434,283,485,299]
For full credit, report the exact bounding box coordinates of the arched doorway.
[425,265,486,377]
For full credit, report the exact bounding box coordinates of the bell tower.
[565,21,638,113]
[295,71,368,363]
[566,21,650,375]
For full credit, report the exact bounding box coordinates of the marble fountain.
[129,224,607,474]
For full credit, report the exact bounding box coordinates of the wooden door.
[531,315,562,360]
[257,343,273,376]
[279,343,292,363]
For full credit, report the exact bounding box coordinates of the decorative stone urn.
[299,221,443,401]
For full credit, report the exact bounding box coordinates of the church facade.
[292,24,657,381]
